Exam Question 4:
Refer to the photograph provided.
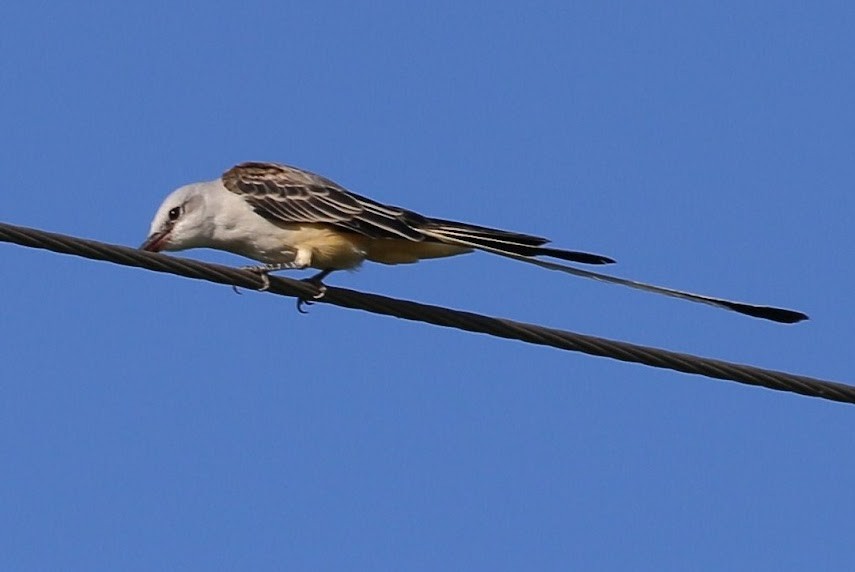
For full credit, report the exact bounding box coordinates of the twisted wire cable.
[2,220,851,405]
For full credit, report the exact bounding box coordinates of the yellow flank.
[286,225,472,268]
[363,238,472,265]
[295,227,367,269]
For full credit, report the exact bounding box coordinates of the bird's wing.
[221,162,429,240]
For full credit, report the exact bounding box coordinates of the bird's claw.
[296,282,328,314]
[235,265,330,312]
[240,266,272,291]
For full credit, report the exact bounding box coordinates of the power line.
[1,220,851,405]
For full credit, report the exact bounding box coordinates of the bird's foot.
[239,262,306,292]
[296,269,333,314]
[241,266,272,291]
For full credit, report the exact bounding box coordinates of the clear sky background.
[2,2,854,570]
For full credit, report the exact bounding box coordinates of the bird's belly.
[239,225,367,269]
[214,222,469,269]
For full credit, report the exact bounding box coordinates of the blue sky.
[2,1,854,570]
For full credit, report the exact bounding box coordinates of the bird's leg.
[296,269,334,313]
[240,262,308,292]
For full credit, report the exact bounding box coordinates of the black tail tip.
[725,302,809,324]
[759,308,810,324]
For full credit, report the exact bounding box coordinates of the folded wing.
[221,162,613,265]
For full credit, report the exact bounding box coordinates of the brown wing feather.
[222,162,427,240]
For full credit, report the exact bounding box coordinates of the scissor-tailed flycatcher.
[141,161,807,323]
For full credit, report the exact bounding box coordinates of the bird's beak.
[140,230,170,252]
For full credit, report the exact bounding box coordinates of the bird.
[140,161,807,323]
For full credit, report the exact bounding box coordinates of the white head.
[140,183,214,252]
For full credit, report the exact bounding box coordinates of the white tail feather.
[420,230,807,323]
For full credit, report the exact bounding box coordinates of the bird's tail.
[420,221,807,324]
[423,218,615,265]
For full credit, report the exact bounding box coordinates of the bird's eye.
[168,206,182,221]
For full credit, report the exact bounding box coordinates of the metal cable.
[1,220,851,405]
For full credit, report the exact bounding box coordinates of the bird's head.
[140,184,212,252]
